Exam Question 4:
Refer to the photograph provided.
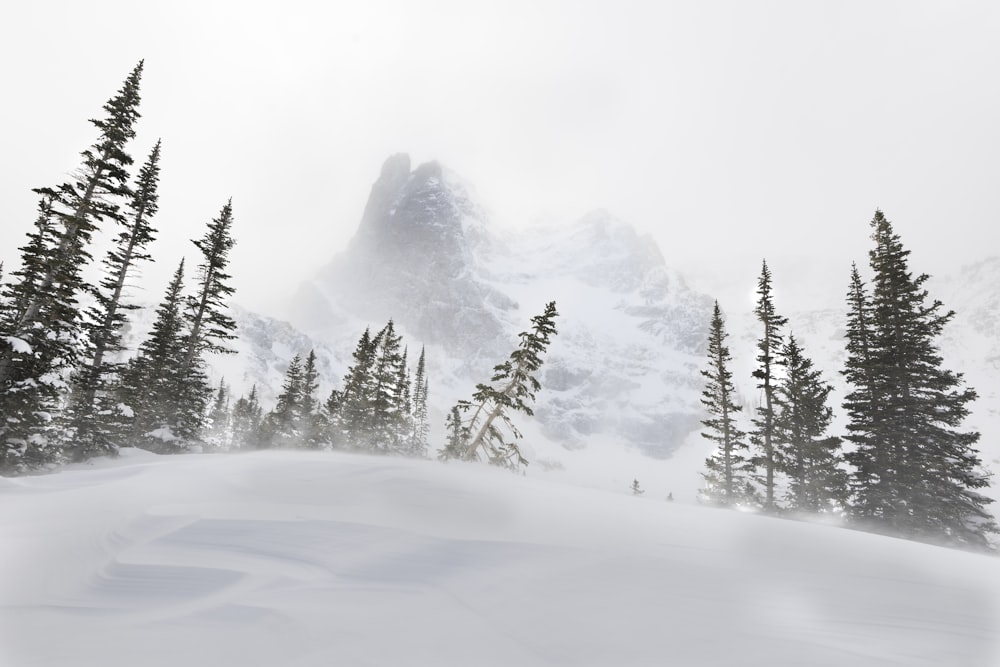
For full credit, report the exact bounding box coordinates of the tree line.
[205,322,431,457]
[699,211,997,550]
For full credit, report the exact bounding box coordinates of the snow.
[2,335,32,354]
[1,449,997,666]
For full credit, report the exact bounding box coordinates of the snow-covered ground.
[1,449,997,666]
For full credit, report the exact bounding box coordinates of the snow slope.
[2,449,997,667]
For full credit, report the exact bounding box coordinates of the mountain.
[210,154,999,503]
[286,154,715,458]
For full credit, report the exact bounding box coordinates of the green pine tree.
[773,334,847,513]
[443,301,559,471]
[750,260,788,511]
[410,346,430,457]
[119,259,208,452]
[182,199,238,365]
[0,64,144,468]
[205,379,231,450]
[699,301,753,507]
[260,354,305,448]
[844,210,997,549]
[230,385,263,449]
[367,321,406,453]
[338,327,379,447]
[68,140,162,460]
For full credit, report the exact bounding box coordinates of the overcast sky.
[1,1,998,316]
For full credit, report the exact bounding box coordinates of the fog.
[1,1,998,315]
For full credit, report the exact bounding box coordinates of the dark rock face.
[293,154,513,361]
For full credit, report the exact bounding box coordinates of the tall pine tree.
[0,64,143,468]
[750,260,788,511]
[699,301,753,506]
[844,210,996,549]
[410,346,430,457]
[67,140,163,460]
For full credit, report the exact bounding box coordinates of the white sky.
[1,1,998,315]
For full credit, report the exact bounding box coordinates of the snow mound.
[1,450,997,666]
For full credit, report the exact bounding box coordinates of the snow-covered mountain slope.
[1,449,997,667]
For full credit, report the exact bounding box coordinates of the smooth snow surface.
[1,449,998,667]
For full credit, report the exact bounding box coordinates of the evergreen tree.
[842,263,884,517]
[699,301,753,506]
[439,405,465,461]
[67,140,163,460]
[0,64,144,468]
[204,379,231,450]
[0,199,58,330]
[410,346,430,457]
[182,199,238,367]
[299,349,322,448]
[750,260,788,511]
[442,301,558,471]
[843,211,997,548]
[367,321,407,453]
[338,327,379,446]
[314,388,343,449]
[230,385,263,449]
[261,354,305,448]
[773,335,847,513]
[119,260,208,451]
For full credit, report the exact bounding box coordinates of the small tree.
[773,335,847,513]
[230,385,263,449]
[441,301,558,471]
[631,479,644,496]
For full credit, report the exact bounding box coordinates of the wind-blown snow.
[1,449,997,666]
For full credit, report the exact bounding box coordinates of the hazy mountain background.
[176,154,1000,503]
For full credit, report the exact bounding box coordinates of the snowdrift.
[1,449,997,666]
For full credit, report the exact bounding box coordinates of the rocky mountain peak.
[352,154,486,263]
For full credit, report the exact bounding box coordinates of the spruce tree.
[410,346,430,457]
[68,140,163,460]
[230,385,263,449]
[315,388,343,449]
[338,327,378,447]
[205,379,231,450]
[0,64,144,468]
[699,301,752,506]
[299,349,322,447]
[118,260,208,452]
[750,260,788,511]
[1,63,143,385]
[367,321,407,453]
[773,335,847,513]
[844,211,996,548]
[261,354,305,448]
[439,405,465,461]
[182,199,238,366]
[842,263,883,517]
[442,301,558,471]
